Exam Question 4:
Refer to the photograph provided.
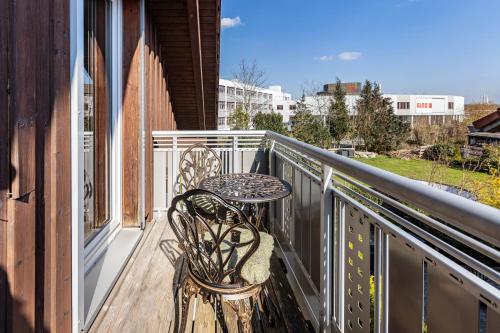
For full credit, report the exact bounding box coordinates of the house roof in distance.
[472,108,500,133]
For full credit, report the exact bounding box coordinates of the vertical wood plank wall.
[0,0,72,332]
[144,3,178,222]
[122,1,178,226]
[122,0,142,227]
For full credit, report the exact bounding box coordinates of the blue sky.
[220,0,500,103]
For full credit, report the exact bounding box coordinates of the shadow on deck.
[89,215,313,333]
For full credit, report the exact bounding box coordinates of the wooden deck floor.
[89,215,312,333]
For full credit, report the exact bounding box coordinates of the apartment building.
[304,83,465,126]
[217,78,296,130]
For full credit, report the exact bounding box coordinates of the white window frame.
[71,0,124,331]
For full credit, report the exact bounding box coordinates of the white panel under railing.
[152,130,267,211]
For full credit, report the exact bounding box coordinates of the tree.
[232,59,266,116]
[291,97,331,148]
[355,81,410,153]
[253,111,287,134]
[301,81,331,125]
[228,106,250,130]
[328,79,350,145]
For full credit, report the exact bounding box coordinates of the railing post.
[170,136,178,206]
[232,135,241,173]
[320,164,333,332]
[268,138,276,233]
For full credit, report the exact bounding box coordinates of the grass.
[355,156,491,192]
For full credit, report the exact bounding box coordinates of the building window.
[227,87,235,95]
[258,92,262,99]
[83,0,113,242]
[218,85,226,94]
[236,102,243,109]
[236,88,243,96]
[397,102,410,109]
[289,105,297,110]
[277,105,283,110]
[448,102,454,109]
[268,104,273,110]
[218,117,225,126]
[218,102,225,110]
[227,102,235,110]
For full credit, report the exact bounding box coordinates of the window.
[83,0,112,242]
[236,102,243,109]
[218,102,225,110]
[448,102,454,109]
[227,87,235,95]
[248,90,256,98]
[218,85,226,94]
[289,105,297,110]
[218,117,225,126]
[277,105,284,110]
[227,102,235,110]
[268,104,273,110]
[397,102,410,109]
[258,92,262,99]
[236,88,243,96]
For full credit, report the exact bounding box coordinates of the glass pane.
[84,0,112,242]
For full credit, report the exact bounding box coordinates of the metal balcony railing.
[152,130,500,333]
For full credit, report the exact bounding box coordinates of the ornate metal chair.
[178,143,222,192]
[168,189,274,333]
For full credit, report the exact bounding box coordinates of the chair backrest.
[167,189,260,287]
[178,143,222,191]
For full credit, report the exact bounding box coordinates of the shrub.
[423,143,456,161]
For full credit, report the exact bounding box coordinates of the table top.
[199,173,292,203]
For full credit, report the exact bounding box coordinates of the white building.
[305,90,465,126]
[217,78,296,130]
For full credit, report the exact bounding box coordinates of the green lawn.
[355,156,491,192]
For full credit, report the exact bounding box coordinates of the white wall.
[217,79,296,129]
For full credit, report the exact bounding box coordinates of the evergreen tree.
[228,106,250,130]
[253,111,287,134]
[355,81,410,153]
[328,78,350,145]
[291,97,331,148]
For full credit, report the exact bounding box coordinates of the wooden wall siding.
[122,0,142,227]
[0,0,72,332]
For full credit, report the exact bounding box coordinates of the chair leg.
[213,296,229,333]
[175,277,198,333]
[229,298,253,333]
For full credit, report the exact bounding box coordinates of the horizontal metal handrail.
[266,131,500,248]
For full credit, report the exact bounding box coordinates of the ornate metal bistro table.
[199,173,292,229]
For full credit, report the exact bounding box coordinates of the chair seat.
[203,225,274,285]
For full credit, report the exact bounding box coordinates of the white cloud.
[314,55,335,61]
[314,51,362,62]
[338,51,362,61]
[221,16,242,30]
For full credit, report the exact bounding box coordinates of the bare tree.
[232,59,266,116]
[301,80,331,125]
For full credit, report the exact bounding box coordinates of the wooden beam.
[186,0,206,129]
[122,0,141,227]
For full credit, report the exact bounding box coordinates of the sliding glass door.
[83,0,112,242]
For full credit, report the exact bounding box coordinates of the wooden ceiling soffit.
[186,0,206,129]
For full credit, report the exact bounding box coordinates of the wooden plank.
[7,193,36,332]
[0,0,8,325]
[122,0,141,227]
[0,0,8,223]
[45,0,72,330]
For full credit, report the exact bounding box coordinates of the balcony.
[91,131,500,333]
